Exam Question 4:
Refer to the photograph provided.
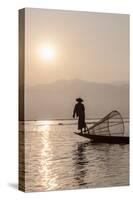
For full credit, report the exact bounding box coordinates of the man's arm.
[83,104,85,112]
[73,105,77,118]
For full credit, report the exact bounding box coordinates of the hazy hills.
[25,79,129,120]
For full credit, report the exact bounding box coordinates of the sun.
[41,45,56,61]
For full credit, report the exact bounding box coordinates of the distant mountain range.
[24,79,129,120]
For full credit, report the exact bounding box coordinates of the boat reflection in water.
[72,142,89,187]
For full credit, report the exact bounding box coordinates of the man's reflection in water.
[72,142,90,186]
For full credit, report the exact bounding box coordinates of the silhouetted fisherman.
[73,98,86,133]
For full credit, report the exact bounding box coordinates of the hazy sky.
[25,8,129,86]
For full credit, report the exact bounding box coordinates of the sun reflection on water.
[37,122,58,190]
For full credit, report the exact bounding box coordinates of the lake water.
[19,120,129,192]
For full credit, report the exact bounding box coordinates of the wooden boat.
[74,132,129,144]
[74,110,129,144]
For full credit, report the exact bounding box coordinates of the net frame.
[88,110,125,136]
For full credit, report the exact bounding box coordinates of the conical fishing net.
[88,110,124,136]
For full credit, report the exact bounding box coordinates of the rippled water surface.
[20,120,129,192]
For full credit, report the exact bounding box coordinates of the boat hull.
[74,132,129,144]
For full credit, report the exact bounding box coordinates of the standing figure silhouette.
[73,98,86,133]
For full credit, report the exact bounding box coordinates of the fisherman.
[73,98,87,133]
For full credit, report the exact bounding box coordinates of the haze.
[25,8,129,86]
[23,8,129,120]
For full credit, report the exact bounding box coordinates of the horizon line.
[20,117,129,121]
